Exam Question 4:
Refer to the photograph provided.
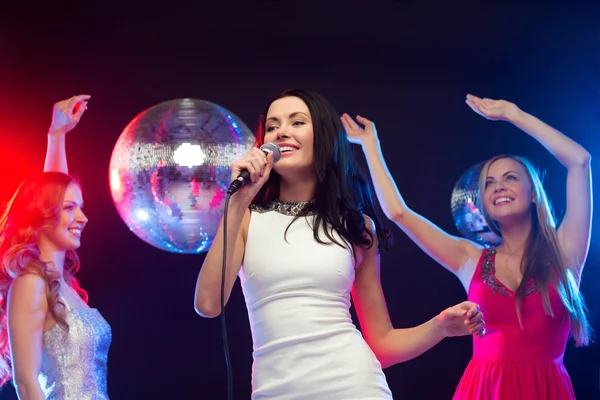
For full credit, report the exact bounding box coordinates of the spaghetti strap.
[59,295,72,313]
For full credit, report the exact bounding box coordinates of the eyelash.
[485,175,517,187]
[265,120,305,132]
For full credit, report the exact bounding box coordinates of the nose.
[493,181,506,192]
[77,209,89,225]
[276,130,290,141]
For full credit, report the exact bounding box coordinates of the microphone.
[227,142,281,195]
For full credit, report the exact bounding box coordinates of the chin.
[62,239,82,251]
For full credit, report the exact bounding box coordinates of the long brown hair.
[0,172,88,386]
[479,155,591,346]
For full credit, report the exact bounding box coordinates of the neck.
[38,245,66,277]
[496,216,532,255]
[278,173,317,203]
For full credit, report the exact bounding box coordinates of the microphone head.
[260,142,282,163]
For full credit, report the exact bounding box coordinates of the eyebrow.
[266,112,310,123]
[486,170,520,179]
[64,200,83,207]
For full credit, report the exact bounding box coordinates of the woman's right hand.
[230,147,274,204]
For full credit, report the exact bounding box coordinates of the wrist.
[48,128,68,137]
[227,194,252,213]
[504,105,526,124]
[431,315,448,340]
[360,136,381,152]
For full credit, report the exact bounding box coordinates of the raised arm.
[341,114,483,288]
[466,95,592,275]
[194,148,273,317]
[7,275,48,400]
[352,217,485,368]
[44,95,90,173]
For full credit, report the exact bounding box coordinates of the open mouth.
[279,145,299,156]
[68,228,83,238]
[494,196,514,205]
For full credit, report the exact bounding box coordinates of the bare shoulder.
[464,240,485,262]
[8,274,48,310]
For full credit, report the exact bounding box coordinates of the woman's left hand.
[465,94,519,122]
[438,301,486,339]
[48,94,91,136]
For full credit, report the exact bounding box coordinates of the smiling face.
[263,96,315,178]
[482,157,534,225]
[37,182,88,252]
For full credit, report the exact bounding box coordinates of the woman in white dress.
[194,89,486,399]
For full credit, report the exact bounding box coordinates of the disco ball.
[109,98,256,254]
[451,161,502,247]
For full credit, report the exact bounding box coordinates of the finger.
[257,152,274,183]
[465,311,483,325]
[465,99,480,111]
[71,94,92,104]
[356,115,372,126]
[341,114,357,131]
[340,115,351,132]
[247,156,266,183]
[65,95,87,111]
[239,161,258,181]
[442,307,457,318]
[250,146,268,162]
[466,303,479,316]
[468,321,484,334]
[465,100,487,117]
[73,100,88,120]
[467,319,484,330]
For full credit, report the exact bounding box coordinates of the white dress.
[240,199,393,399]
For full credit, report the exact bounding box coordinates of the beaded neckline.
[481,247,537,296]
[250,198,316,216]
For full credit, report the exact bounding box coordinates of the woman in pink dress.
[341,94,592,399]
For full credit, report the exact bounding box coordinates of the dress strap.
[59,295,72,313]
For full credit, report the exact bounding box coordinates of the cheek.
[59,213,75,228]
[263,132,277,142]
[511,183,531,199]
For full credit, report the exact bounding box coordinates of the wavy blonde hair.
[0,172,88,386]
[479,155,591,346]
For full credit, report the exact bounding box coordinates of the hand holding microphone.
[227,142,281,197]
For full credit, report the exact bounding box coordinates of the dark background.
[1,1,599,398]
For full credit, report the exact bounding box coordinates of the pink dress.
[453,248,575,400]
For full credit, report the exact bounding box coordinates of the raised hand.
[340,113,379,146]
[49,94,91,136]
[465,94,518,122]
[438,301,486,339]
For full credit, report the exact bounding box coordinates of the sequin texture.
[481,248,537,297]
[39,300,112,399]
[250,198,315,216]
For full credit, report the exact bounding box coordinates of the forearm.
[14,380,45,400]
[44,132,68,173]
[361,137,409,220]
[373,316,445,368]
[508,108,591,168]
[194,198,247,316]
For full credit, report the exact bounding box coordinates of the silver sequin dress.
[38,296,112,399]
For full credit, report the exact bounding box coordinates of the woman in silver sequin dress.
[0,95,112,399]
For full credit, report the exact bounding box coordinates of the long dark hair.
[479,155,591,346]
[252,88,391,254]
